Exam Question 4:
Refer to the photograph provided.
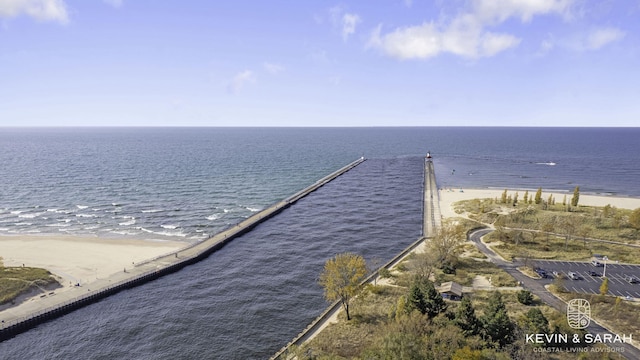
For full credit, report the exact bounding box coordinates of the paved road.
[469,229,640,359]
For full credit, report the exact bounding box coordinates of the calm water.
[1,127,639,359]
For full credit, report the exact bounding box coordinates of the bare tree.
[428,221,465,264]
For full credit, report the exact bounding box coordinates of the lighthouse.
[426,151,432,159]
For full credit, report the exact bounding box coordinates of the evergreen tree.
[406,282,427,315]
[481,292,515,348]
[420,278,447,318]
[501,189,508,204]
[523,190,529,204]
[454,297,481,336]
[516,290,534,305]
[523,308,549,334]
[571,186,580,207]
[534,188,542,204]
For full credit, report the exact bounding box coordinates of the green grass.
[0,265,59,304]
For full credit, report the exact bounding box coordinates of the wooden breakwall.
[0,157,366,342]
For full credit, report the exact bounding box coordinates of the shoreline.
[0,234,188,306]
[438,187,640,219]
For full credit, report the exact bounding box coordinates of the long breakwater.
[0,157,366,342]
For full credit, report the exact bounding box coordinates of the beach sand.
[0,235,187,290]
[438,188,640,219]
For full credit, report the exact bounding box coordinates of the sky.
[0,0,638,127]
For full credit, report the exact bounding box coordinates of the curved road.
[469,228,640,359]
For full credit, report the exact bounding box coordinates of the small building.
[437,281,463,300]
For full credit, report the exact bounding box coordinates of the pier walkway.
[0,157,366,341]
[423,158,441,237]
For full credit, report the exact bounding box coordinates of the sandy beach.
[438,188,640,219]
[0,235,187,289]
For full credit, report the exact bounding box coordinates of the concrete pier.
[423,158,441,237]
[0,157,365,342]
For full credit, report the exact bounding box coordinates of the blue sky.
[1,0,638,127]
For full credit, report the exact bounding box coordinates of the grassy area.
[0,259,59,305]
[455,196,640,263]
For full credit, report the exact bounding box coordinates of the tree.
[513,192,519,206]
[523,190,529,204]
[501,189,508,204]
[455,297,481,336]
[517,290,534,305]
[534,188,542,205]
[429,221,465,265]
[481,292,515,348]
[630,208,640,230]
[406,282,427,315]
[571,186,580,207]
[522,308,549,335]
[318,252,367,320]
[405,277,447,318]
[409,250,437,282]
[421,278,447,318]
[600,277,609,296]
[560,216,579,250]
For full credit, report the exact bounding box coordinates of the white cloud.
[586,27,625,50]
[341,13,361,41]
[263,62,284,74]
[474,0,574,23]
[227,70,255,94]
[369,0,574,60]
[368,18,520,59]
[103,0,123,8]
[0,0,69,24]
[329,6,361,42]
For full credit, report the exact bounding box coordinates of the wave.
[142,209,164,213]
[46,223,72,227]
[76,205,89,209]
[535,162,557,166]
[76,213,97,218]
[10,210,22,215]
[246,207,261,212]
[119,220,136,226]
[138,227,188,238]
[206,214,220,221]
[18,213,40,219]
[161,224,179,229]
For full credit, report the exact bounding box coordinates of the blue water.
[0,127,639,359]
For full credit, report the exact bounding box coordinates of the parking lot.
[532,260,640,298]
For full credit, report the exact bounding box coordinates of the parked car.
[568,272,580,280]
[625,275,639,284]
[587,271,600,276]
[591,260,603,267]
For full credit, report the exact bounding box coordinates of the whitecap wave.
[206,214,220,220]
[142,209,163,213]
[76,213,97,218]
[161,224,179,229]
[246,207,261,212]
[76,205,89,209]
